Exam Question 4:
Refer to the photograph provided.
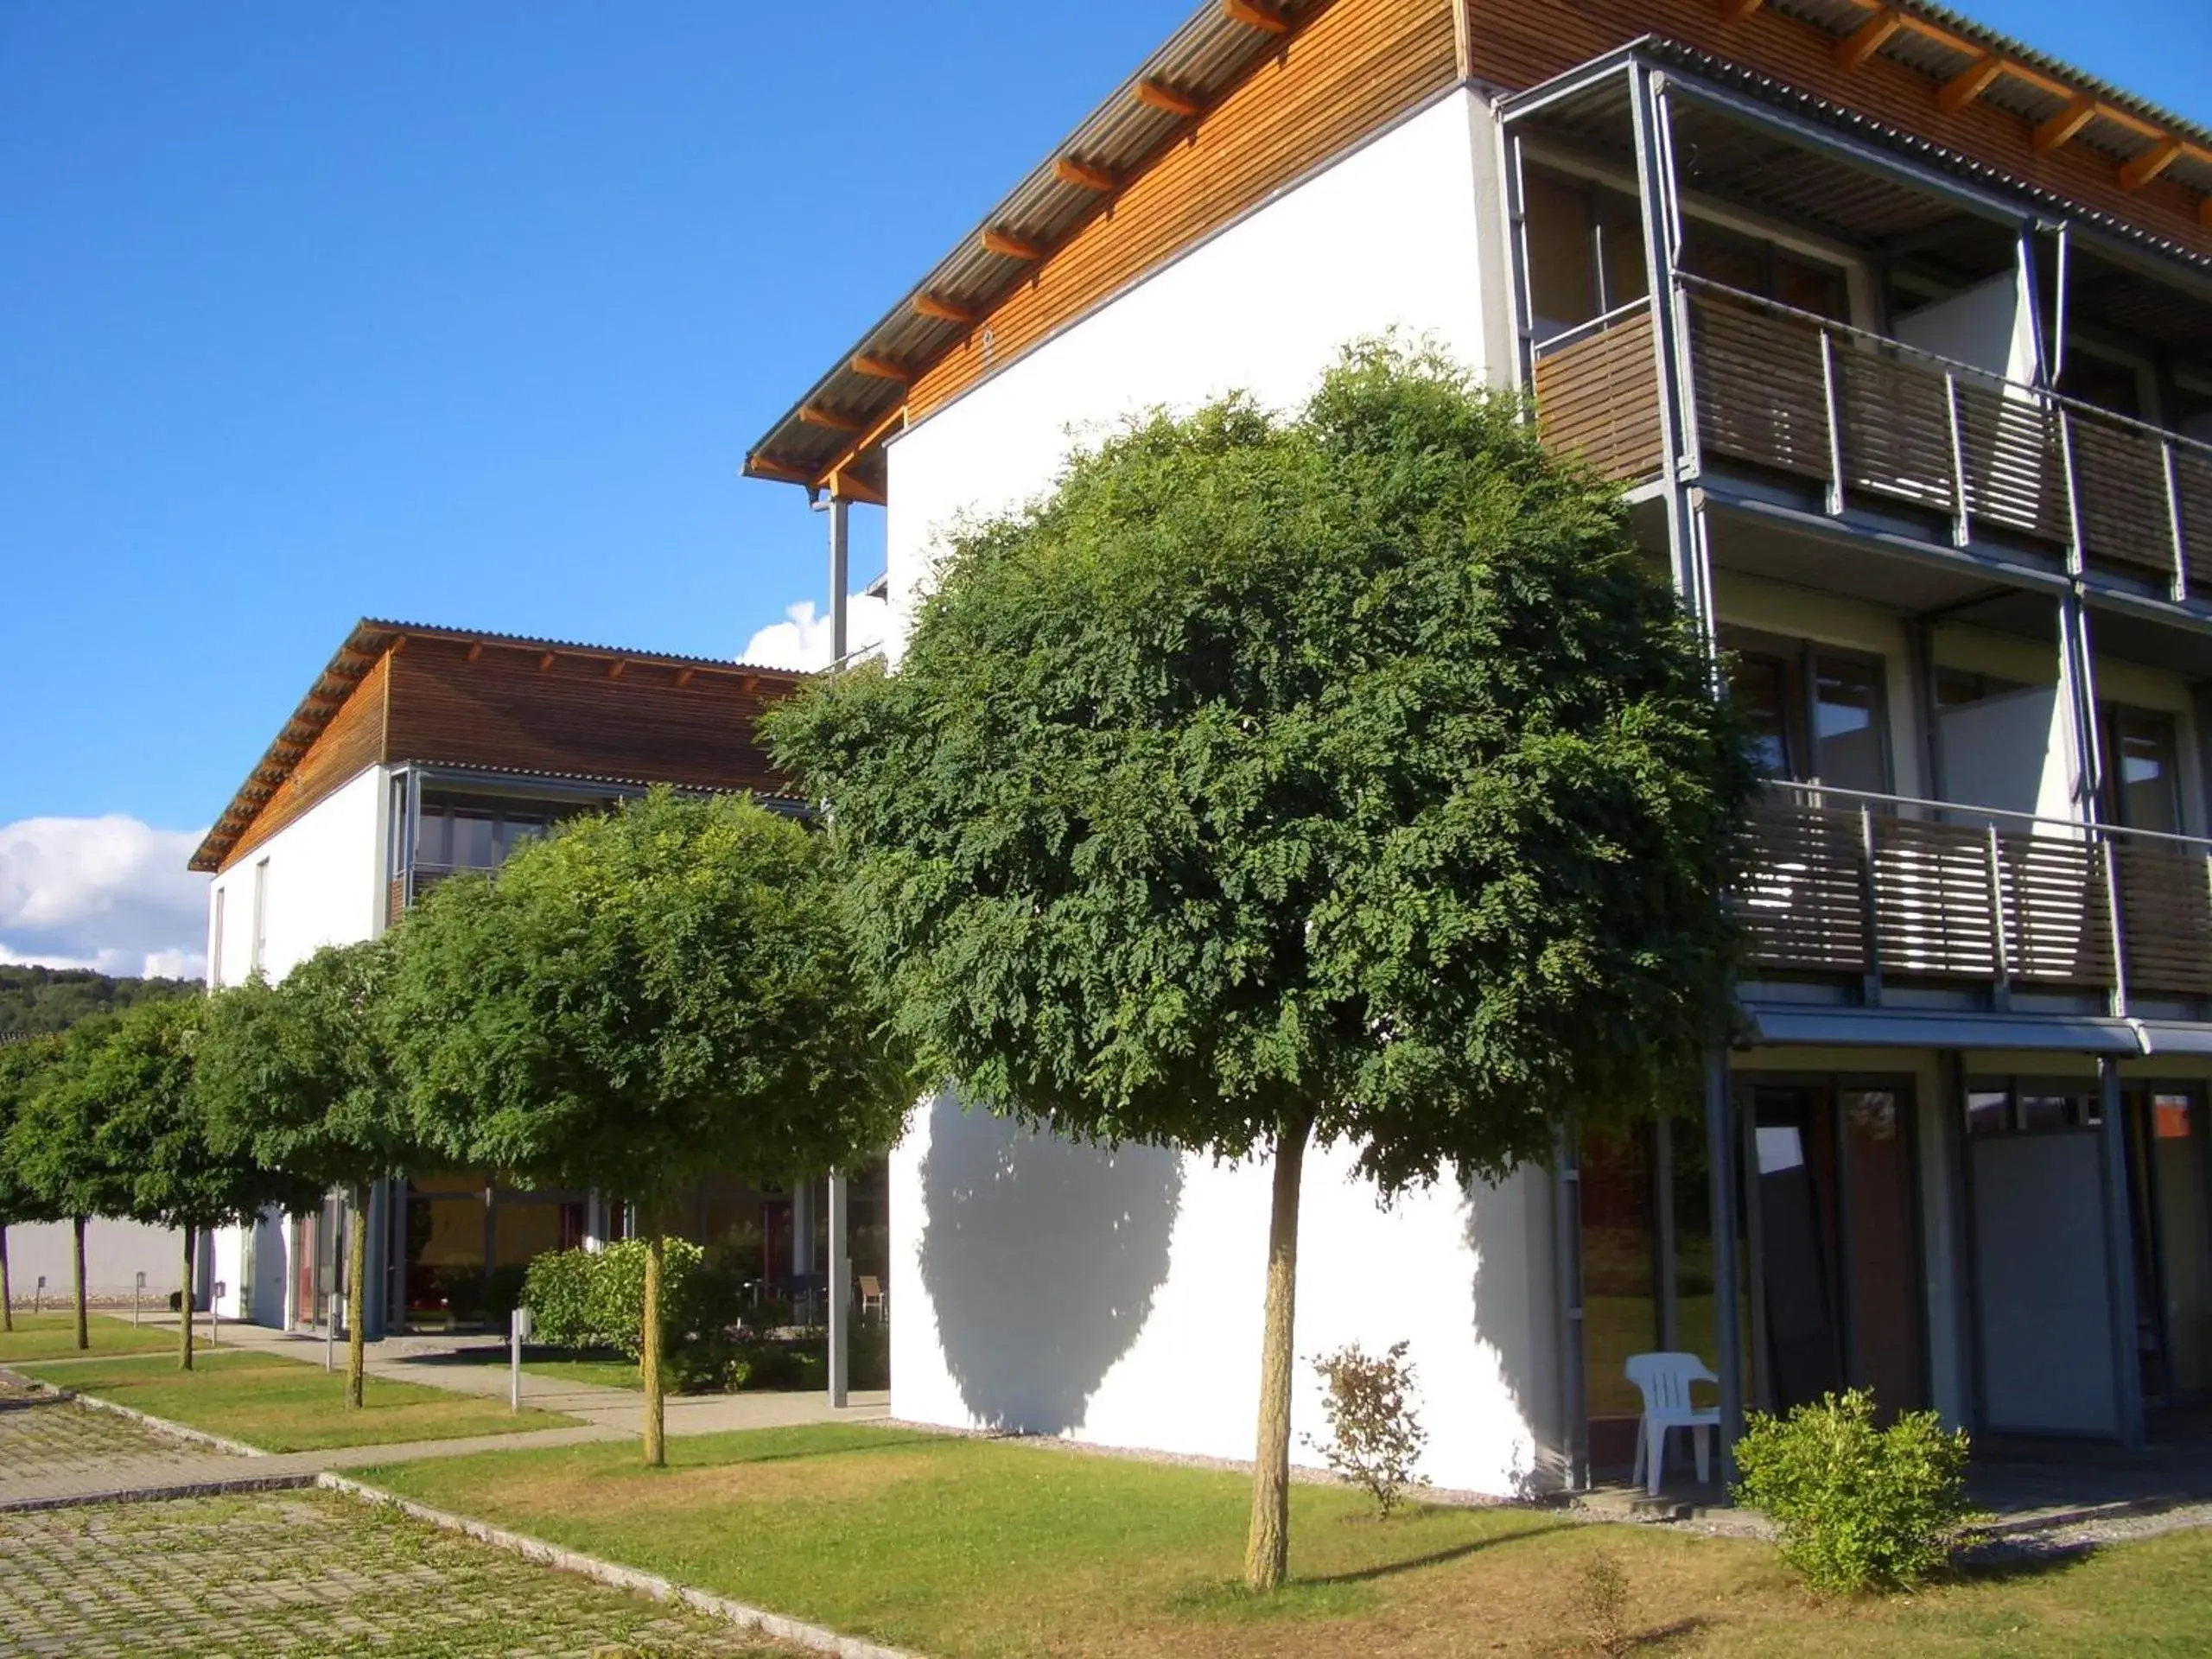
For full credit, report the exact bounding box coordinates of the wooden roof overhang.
[188,620,806,874]
[745,0,2212,502]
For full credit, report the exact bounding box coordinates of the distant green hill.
[0,964,202,1036]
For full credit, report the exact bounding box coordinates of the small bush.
[520,1240,707,1361]
[1570,1547,1631,1658]
[1731,1387,1973,1596]
[1305,1339,1430,1518]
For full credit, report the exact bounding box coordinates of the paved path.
[0,1489,788,1656]
[114,1313,891,1437]
[0,1378,623,1511]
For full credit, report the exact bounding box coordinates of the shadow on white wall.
[917,1094,1183,1433]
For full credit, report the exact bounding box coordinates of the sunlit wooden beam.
[465,641,482,663]
[747,456,817,486]
[1224,0,1291,34]
[2035,97,2097,152]
[850,353,911,382]
[1136,80,1201,119]
[798,405,868,434]
[537,652,556,672]
[674,665,696,688]
[607,659,627,681]
[828,469,887,506]
[1719,0,1764,20]
[2119,138,2183,190]
[1054,156,1120,192]
[1937,54,2004,114]
[1835,9,1902,71]
[913,294,978,325]
[981,228,1043,261]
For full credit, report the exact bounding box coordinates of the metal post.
[1552,1127,1586,1493]
[1818,328,1845,516]
[1654,1115,1679,1352]
[2058,411,2087,577]
[33,1275,42,1315]
[2163,439,2190,605]
[134,1272,144,1328]
[1943,372,1971,547]
[510,1306,532,1414]
[324,1294,336,1374]
[1705,1052,1743,1485]
[2098,1058,2145,1446]
[1859,803,1885,1006]
[827,1171,850,1409]
[1985,824,2012,1009]
[1627,65,1701,617]
[828,497,851,668]
[211,1282,224,1347]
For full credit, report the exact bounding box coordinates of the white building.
[745,0,2212,1491]
[192,619,814,1336]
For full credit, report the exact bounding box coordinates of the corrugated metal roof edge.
[188,618,809,873]
[743,0,2209,493]
[740,0,1309,488]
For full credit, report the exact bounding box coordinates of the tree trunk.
[641,1229,666,1467]
[1242,1112,1313,1593]
[179,1224,196,1371]
[1,1224,11,1333]
[72,1216,88,1351]
[346,1189,370,1409]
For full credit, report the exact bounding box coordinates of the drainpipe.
[1553,1126,1586,1492]
[2098,1057,2147,1446]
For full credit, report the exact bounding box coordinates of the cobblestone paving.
[0,1491,791,1657]
[0,1382,238,1488]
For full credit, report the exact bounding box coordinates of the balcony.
[1535,276,2212,594]
[1743,780,2212,1008]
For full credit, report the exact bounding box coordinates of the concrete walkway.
[71,1312,891,1437]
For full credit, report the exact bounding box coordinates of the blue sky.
[1,0,2207,972]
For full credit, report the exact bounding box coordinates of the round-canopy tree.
[11,1014,135,1351]
[88,997,323,1368]
[765,344,1757,1591]
[385,787,914,1465]
[0,1037,66,1334]
[200,943,421,1399]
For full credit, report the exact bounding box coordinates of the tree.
[200,941,423,1404]
[0,1039,66,1332]
[764,345,1756,1590]
[386,788,913,1465]
[86,998,323,1368]
[11,1014,135,1351]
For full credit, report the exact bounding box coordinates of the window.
[2057,348,2146,422]
[1966,1077,2099,1135]
[1726,638,1891,794]
[250,860,270,976]
[210,888,226,991]
[2102,707,2183,836]
[1681,222,1851,323]
[1524,168,1649,340]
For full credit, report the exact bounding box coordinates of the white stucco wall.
[883,88,1505,664]
[203,766,386,1321]
[873,91,1567,1496]
[206,766,387,990]
[5,1217,194,1305]
[891,1097,1561,1497]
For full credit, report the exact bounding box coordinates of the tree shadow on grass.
[1296,1516,1562,1587]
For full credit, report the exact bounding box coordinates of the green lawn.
[360,1423,2212,1657]
[18,1350,575,1452]
[0,1312,181,1363]
[522,1353,640,1390]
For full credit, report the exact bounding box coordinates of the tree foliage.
[0,965,201,1036]
[83,999,322,1366]
[386,787,915,1461]
[766,343,1757,1586]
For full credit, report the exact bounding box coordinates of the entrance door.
[2125,1088,2212,1404]
[1746,1082,1927,1416]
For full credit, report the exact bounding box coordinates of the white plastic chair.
[1625,1351,1720,1497]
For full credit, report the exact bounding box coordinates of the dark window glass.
[1814,658,1887,793]
[1966,1089,2012,1137]
[2106,708,2182,835]
[451,810,496,869]
[1732,655,1794,776]
[1525,170,1649,340]
[1681,223,1849,323]
[415,807,451,867]
[2058,351,2144,420]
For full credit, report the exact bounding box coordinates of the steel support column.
[1705,1050,1745,1484]
[1627,66,1701,620]
[1552,1127,1587,1492]
[827,1171,850,1408]
[2098,1058,2146,1446]
[828,498,851,666]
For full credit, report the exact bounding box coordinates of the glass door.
[2125,1088,2212,1404]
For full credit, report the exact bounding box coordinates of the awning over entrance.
[1744,1003,2142,1053]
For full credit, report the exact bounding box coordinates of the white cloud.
[0,816,211,982]
[741,593,893,673]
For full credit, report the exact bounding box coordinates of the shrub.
[520,1240,707,1361]
[1569,1546,1632,1658]
[1305,1339,1430,1518]
[1731,1387,1973,1596]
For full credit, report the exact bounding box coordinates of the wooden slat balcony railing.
[1743,780,2212,1006]
[1530,275,2212,595]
